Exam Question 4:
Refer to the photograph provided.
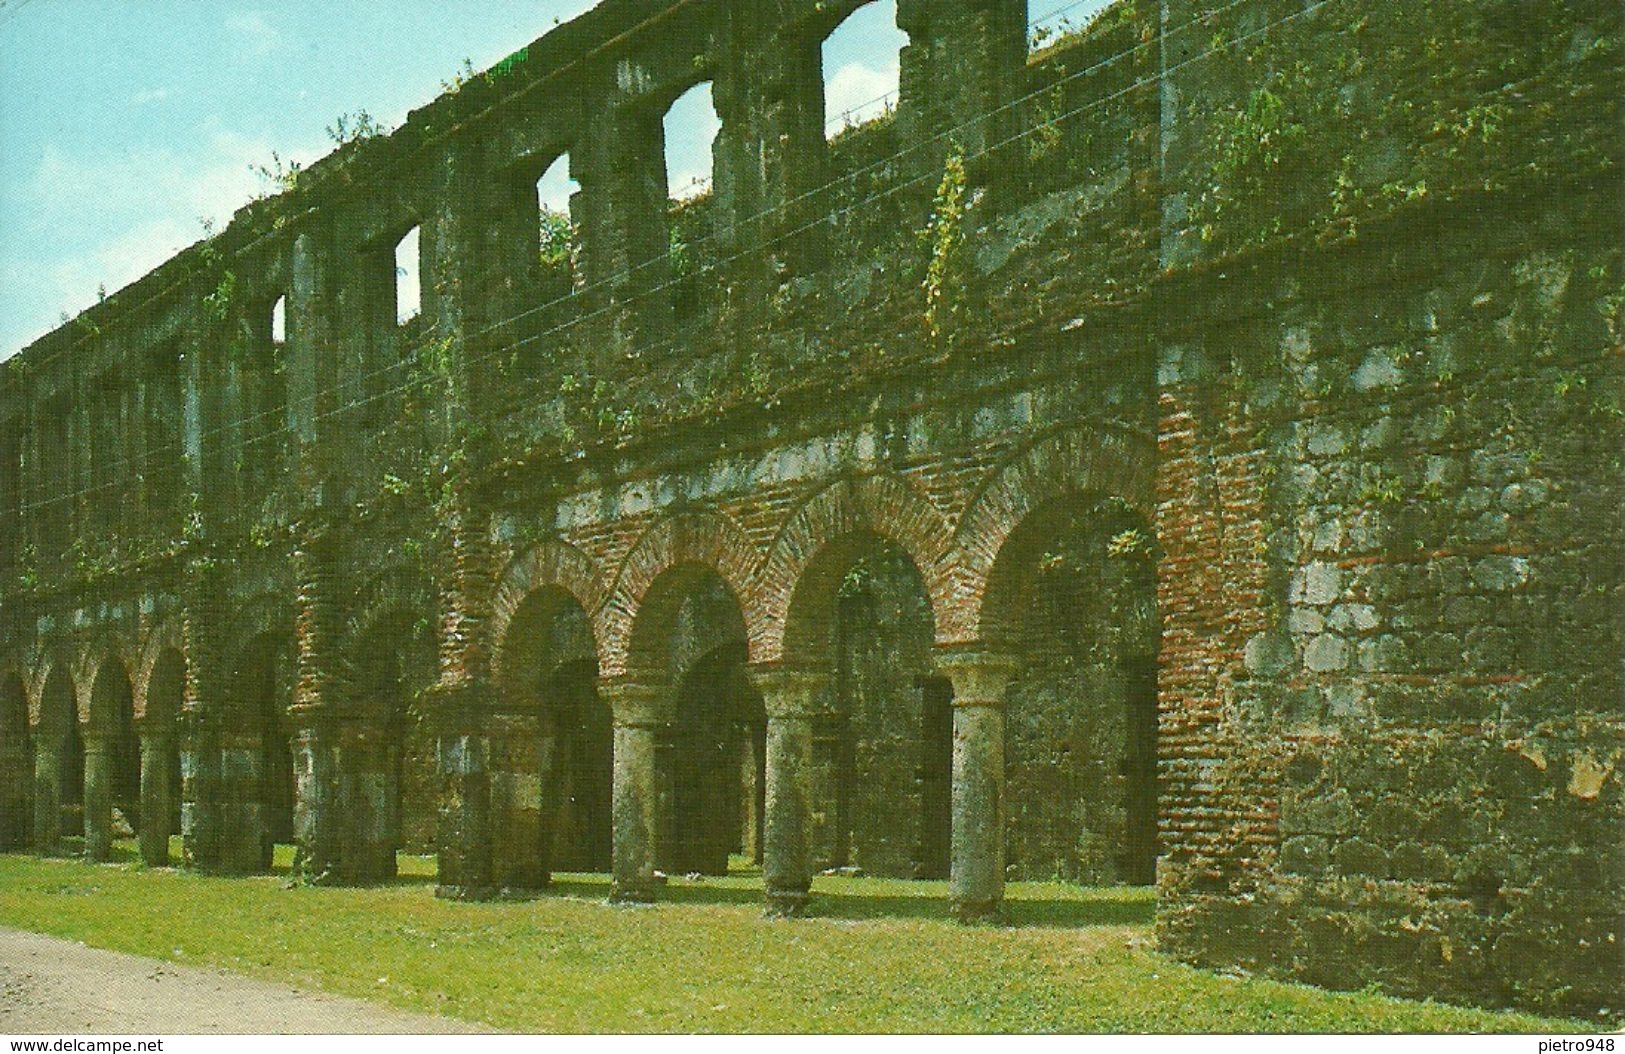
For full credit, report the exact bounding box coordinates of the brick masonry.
[0,0,1619,1018]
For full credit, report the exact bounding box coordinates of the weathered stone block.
[1284,789,1354,836]
[1304,634,1350,673]
[1243,631,1295,676]
[1294,562,1343,606]
[1333,837,1390,877]
[1281,835,1330,875]
[1500,479,1550,513]
[1472,555,1531,592]
[1353,349,1403,391]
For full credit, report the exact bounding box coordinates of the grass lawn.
[0,842,1586,1034]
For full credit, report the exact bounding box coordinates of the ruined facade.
[0,0,1619,1019]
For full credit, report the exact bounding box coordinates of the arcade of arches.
[0,439,1162,922]
[4,0,1614,1018]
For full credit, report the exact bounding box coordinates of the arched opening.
[35,664,81,854]
[545,657,613,872]
[627,564,761,878]
[496,586,609,882]
[233,633,295,866]
[394,225,422,326]
[90,658,141,843]
[669,641,765,875]
[820,0,907,138]
[536,154,581,300]
[348,610,439,870]
[662,82,721,321]
[145,649,186,853]
[0,672,30,849]
[269,294,287,346]
[982,496,1160,885]
[663,83,720,202]
[782,532,941,878]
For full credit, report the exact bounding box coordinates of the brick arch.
[133,617,186,724]
[27,647,81,731]
[488,540,604,689]
[133,619,185,722]
[600,510,763,677]
[945,425,1156,644]
[755,472,955,664]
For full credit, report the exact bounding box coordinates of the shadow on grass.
[105,840,1151,927]
[545,872,1154,928]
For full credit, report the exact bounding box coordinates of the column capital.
[934,646,1019,708]
[747,664,828,720]
[599,676,672,729]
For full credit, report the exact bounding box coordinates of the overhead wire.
[15,0,1376,524]
[0,0,1225,392]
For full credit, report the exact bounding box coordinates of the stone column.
[215,722,269,874]
[895,0,1027,175]
[180,557,229,871]
[32,737,62,855]
[487,707,548,892]
[291,713,397,887]
[290,706,338,882]
[937,648,1018,922]
[739,735,760,864]
[427,684,493,900]
[82,731,112,862]
[603,677,670,904]
[749,666,825,916]
[178,702,219,869]
[138,718,176,866]
[333,718,396,884]
[0,723,31,850]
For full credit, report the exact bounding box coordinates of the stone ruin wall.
[0,0,1618,1018]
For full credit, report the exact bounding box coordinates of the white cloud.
[49,217,196,311]
[26,127,313,236]
[825,59,899,132]
[225,11,280,58]
[5,124,327,354]
[128,87,174,106]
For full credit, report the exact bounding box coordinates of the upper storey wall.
[2,0,1616,580]
[0,0,1087,388]
[0,0,1134,552]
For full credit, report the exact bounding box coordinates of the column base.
[138,832,170,868]
[609,881,658,905]
[493,874,552,900]
[764,888,811,917]
[950,897,1005,924]
[435,883,496,902]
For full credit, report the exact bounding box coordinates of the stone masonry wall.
[0,0,1617,1020]
[1153,191,1624,1015]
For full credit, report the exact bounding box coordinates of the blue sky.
[0,0,1108,359]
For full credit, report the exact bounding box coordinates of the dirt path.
[0,928,493,1034]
